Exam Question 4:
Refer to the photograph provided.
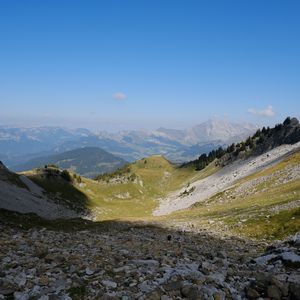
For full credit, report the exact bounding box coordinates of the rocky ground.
[1,219,299,300]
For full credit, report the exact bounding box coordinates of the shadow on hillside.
[26,173,91,214]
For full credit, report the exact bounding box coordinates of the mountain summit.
[158,119,257,145]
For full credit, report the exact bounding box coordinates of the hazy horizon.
[0,115,289,133]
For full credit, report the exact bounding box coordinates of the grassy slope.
[22,156,218,220]
[20,151,300,241]
[79,156,218,220]
[24,169,89,213]
[164,150,300,240]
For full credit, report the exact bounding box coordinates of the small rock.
[39,275,49,286]
[280,252,300,268]
[267,285,281,300]
[213,292,224,300]
[163,280,183,291]
[85,267,94,275]
[2,257,11,264]
[128,259,159,268]
[38,296,49,300]
[270,277,289,297]
[217,251,227,259]
[145,290,161,300]
[14,292,29,300]
[245,287,260,299]
[290,283,300,300]
[181,285,203,300]
[101,280,117,289]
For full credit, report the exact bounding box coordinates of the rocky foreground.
[0,220,300,300]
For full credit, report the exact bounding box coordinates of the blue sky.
[0,0,299,131]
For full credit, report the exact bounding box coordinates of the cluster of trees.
[191,138,257,171]
[187,117,293,171]
[192,147,226,170]
[94,165,133,182]
[73,173,82,183]
[43,164,74,183]
[61,169,72,182]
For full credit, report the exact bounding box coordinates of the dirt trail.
[153,142,300,216]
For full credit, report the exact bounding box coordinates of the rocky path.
[154,142,300,216]
[1,220,299,299]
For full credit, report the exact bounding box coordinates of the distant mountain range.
[0,119,257,168]
[156,119,256,145]
[13,147,127,178]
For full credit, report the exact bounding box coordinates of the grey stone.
[245,287,260,299]
[181,285,203,300]
[267,285,281,300]
[290,283,300,300]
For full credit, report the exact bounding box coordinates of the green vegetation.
[232,207,300,240]
[14,118,299,241]
[81,155,205,220]
[17,146,300,241]
[183,146,226,170]
[25,167,88,213]
[22,155,219,221]
[61,169,72,182]
[164,150,300,240]
[184,116,299,171]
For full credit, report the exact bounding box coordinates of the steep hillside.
[164,147,300,240]
[155,118,300,217]
[24,166,90,213]
[0,162,79,219]
[185,117,300,171]
[13,147,127,178]
[155,142,300,216]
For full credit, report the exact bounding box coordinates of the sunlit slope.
[23,155,218,220]
[164,149,300,240]
[81,155,217,220]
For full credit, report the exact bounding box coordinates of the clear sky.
[0,0,299,131]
